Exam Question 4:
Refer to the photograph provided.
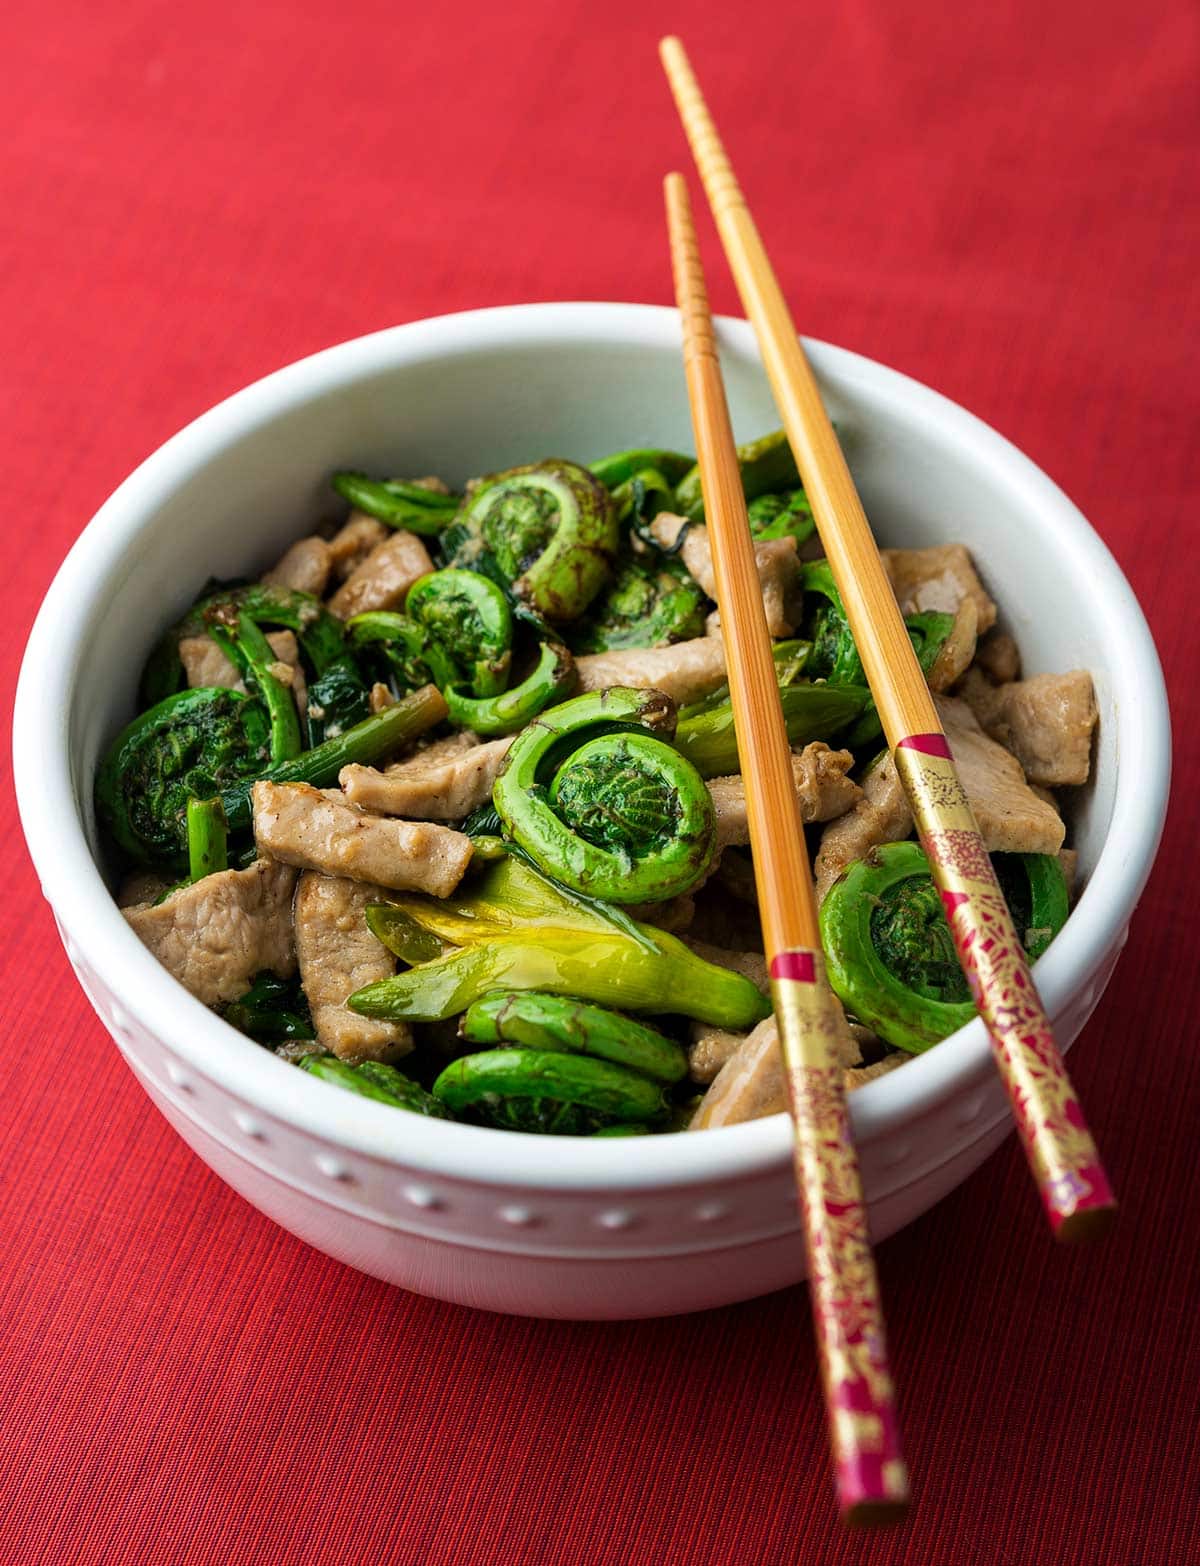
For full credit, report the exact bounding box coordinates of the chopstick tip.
[659,34,683,63]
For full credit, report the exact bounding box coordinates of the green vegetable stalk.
[461,992,687,1082]
[221,682,448,832]
[587,448,695,489]
[330,473,459,534]
[673,682,869,778]
[675,428,800,520]
[210,611,302,763]
[300,1056,452,1117]
[186,797,228,881]
[493,688,717,903]
[142,582,346,707]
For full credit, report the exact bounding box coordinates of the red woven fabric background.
[2,1,1197,1561]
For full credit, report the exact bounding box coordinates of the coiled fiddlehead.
[492,688,717,904]
[820,841,1070,1052]
[96,689,272,865]
[567,555,707,653]
[442,460,619,621]
[432,1049,670,1134]
[405,569,513,697]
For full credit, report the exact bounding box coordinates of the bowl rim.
[13,301,1172,1192]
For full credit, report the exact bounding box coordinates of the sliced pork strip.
[123,859,297,1007]
[708,744,860,851]
[936,695,1066,852]
[328,514,389,580]
[815,752,914,901]
[926,597,978,692]
[958,670,1097,787]
[261,535,332,597]
[117,870,174,908]
[341,734,515,821]
[252,780,473,895]
[327,531,434,619]
[974,629,1021,684]
[650,513,801,636]
[845,1055,908,1090]
[689,1003,860,1129]
[881,544,997,634]
[575,638,726,706]
[687,1023,746,1084]
[293,872,412,1062]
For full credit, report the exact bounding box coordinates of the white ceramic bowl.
[14,304,1170,1319]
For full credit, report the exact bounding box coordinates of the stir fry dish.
[99,432,1099,1135]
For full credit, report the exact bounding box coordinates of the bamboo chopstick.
[660,36,1116,1242]
[665,171,909,1528]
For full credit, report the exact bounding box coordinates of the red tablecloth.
[3,2,1196,1561]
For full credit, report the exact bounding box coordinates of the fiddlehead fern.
[674,428,801,520]
[96,688,272,865]
[442,460,619,621]
[673,681,868,779]
[568,555,707,652]
[405,569,513,697]
[820,841,1070,1052]
[492,688,717,903]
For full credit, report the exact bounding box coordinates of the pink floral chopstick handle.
[894,734,1116,1239]
[771,949,910,1522]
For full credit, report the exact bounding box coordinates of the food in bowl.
[97,427,1098,1138]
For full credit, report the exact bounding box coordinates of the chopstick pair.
[660,32,1116,1527]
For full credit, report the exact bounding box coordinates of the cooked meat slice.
[341,734,514,821]
[707,744,861,850]
[368,682,394,714]
[688,1005,860,1129]
[252,781,473,895]
[936,695,1066,853]
[575,638,726,706]
[958,670,1097,787]
[406,475,452,494]
[687,1023,746,1084]
[680,940,768,992]
[845,1054,908,1091]
[328,513,390,580]
[261,535,332,597]
[123,859,297,1006]
[1059,847,1078,894]
[327,530,434,619]
[926,597,978,692]
[651,512,801,636]
[117,869,174,907]
[974,629,1021,684]
[815,752,913,901]
[882,544,997,633]
[293,872,412,1062]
